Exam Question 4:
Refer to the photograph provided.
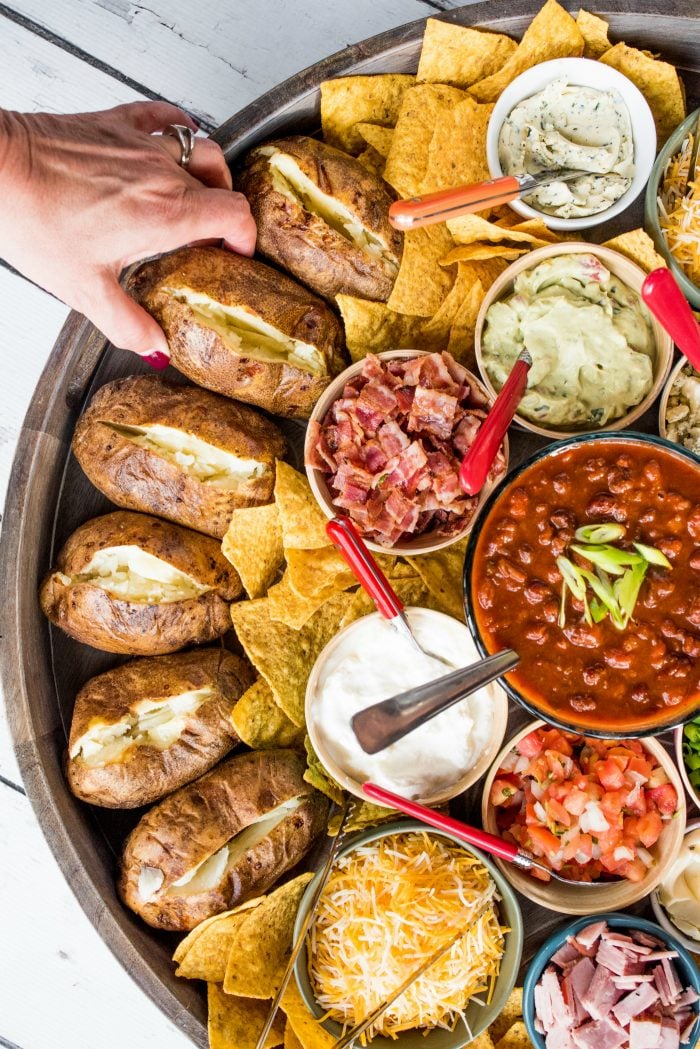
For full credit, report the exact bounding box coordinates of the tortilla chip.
[387,225,456,316]
[328,799,394,836]
[417,18,517,89]
[336,295,451,361]
[223,873,313,998]
[339,574,434,627]
[274,461,329,550]
[356,123,394,157]
[422,96,494,195]
[488,986,524,1043]
[231,677,304,749]
[286,547,357,600]
[355,144,386,178]
[267,573,330,630]
[441,244,528,264]
[303,735,345,804]
[384,83,467,197]
[320,74,415,154]
[470,1033,496,1049]
[281,980,337,1049]
[207,984,285,1049]
[172,898,261,969]
[494,1021,531,1049]
[230,591,355,726]
[469,0,584,103]
[447,212,557,248]
[599,42,685,143]
[222,502,283,599]
[447,281,485,365]
[602,228,667,273]
[285,1026,304,1049]
[174,906,260,981]
[406,537,469,621]
[576,9,610,59]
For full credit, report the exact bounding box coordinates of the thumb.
[84,275,171,368]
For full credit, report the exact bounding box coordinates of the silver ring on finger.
[162,123,195,169]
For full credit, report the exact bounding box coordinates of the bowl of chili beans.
[464,432,700,737]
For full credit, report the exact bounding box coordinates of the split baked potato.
[72,375,286,539]
[129,246,346,419]
[66,649,254,808]
[39,510,242,655]
[236,135,403,302]
[118,748,328,930]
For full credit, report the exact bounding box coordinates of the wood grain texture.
[1,2,699,1046]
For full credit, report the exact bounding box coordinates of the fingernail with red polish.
[144,351,170,370]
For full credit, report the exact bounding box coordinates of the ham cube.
[662,958,684,1002]
[580,963,624,1020]
[539,966,575,1029]
[629,1017,662,1049]
[564,957,597,1025]
[658,1018,681,1049]
[554,941,586,968]
[676,989,700,1008]
[597,940,645,976]
[547,1030,578,1049]
[572,1016,627,1049]
[613,981,661,1026]
[576,921,608,951]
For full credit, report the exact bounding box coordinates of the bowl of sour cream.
[486,57,656,231]
[306,607,508,806]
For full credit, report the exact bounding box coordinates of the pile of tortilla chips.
[321,0,683,367]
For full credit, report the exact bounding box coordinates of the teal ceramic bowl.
[293,819,523,1049]
[644,107,700,309]
[523,913,700,1049]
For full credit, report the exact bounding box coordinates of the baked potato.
[72,375,287,539]
[118,748,328,930]
[236,135,403,302]
[39,510,242,655]
[66,649,254,808]
[129,246,346,419]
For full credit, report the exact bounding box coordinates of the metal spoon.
[363,782,614,889]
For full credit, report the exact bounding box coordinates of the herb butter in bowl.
[486,57,656,231]
[475,243,673,439]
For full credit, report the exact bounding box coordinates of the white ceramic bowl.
[306,607,509,806]
[675,723,700,809]
[652,818,700,954]
[474,241,674,439]
[304,350,509,555]
[486,57,657,231]
[659,355,700,451]
[481,719,686,915]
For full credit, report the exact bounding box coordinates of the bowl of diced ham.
[304,350,508,553]
[481,720,686,915]
[523,914,700,1049]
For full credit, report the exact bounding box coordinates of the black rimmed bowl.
[463,430,700,738]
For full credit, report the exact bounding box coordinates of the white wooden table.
[0,3,478,1047]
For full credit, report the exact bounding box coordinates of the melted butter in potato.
[164,288,327,376]
[60,545,210,603]
[70,687,214,767]
[107,422,269,490]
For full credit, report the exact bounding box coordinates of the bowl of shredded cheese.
[645,107,700,310]
[293,820,523,1048]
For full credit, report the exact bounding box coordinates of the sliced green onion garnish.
[589,598,608,623]
[614,561,648,626]
[632,542,672,569]
[582,589,593,627]
[556,556,587,600]
[558,582,567,628]
[571,543,645,574]
[578,567,621,619]
[574,523,626,544]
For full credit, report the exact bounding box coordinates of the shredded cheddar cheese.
[308,832,506,1040]
[658,134,700,285]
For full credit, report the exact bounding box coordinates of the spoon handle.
[642,267,700,370]
[351,648,519,754]
[389,175,522,230]
[363,782,520,862]
[326,515,403,619]
[460,350,531,496]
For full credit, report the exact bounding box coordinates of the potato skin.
[118,749,328,930]
[39,510,242,655]
[66,649,254,808]
[72,375,287,538]
[236,135,403,302]
[129,247,346,420]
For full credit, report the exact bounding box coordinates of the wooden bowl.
[304,350,509,555]
[480,719,686,915]
[474,242,674,440]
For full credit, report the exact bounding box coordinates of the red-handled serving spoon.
[363,782,609,888]
[459,349,531,496]
[642,267,700,370]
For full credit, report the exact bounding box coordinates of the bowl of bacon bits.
[304,350,508,553]
[481,720,685,915]
[523,914,700,1049]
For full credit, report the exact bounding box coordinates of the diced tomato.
[648,766,670,789]
[600,790,625,824]
[647,783,678,816]
[563,788,589,817]
[584,780,604,803]
[545,797,572,827]
[627,755,653,780]
[525,801,540,826]
[624,784,648,817]
[597,759,626,791]
[528,825,562,859]
[540,729,574,756]
[607,753,630,773]
[618,857,647,882]
[562,832,594,862]
[545,750,573,781]
[490,777,522,808]
[527,756,550,783]
[518,730,544,758]
[636,811,663,848]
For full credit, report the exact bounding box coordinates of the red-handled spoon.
[459,349,531,496]
[642,268,700,370]
[363,782,609,887]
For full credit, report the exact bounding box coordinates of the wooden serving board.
[1,2,699,1044]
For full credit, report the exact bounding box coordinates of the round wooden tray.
[1,2,699,1044]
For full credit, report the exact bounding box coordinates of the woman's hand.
[0,101,256,365]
